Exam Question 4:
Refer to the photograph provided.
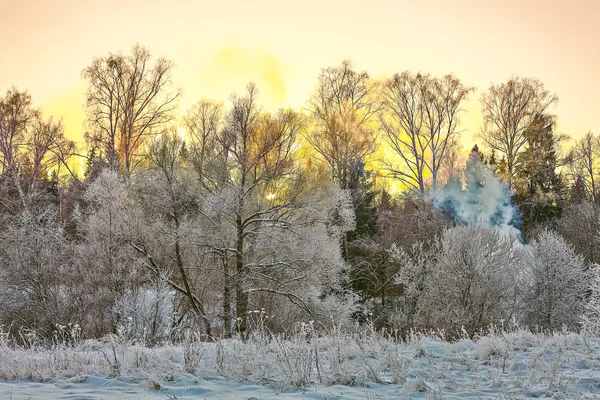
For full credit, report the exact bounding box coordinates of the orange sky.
[1,0,598,149]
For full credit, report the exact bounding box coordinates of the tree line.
[1,44,599,342]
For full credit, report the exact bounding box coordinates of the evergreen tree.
[570,175,588,204]
[513,113,564,237]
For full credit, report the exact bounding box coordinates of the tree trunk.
[235,213,248,334]
[222,253,232,337]
[173,218,212,337]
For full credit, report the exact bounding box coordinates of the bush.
[419,225,525,337]
[522,230,586,331]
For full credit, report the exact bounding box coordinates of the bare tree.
[480,77,558,187]
[132,133,213,336]
[0,88,39,176]
[0,89,76,212]
[380,72,473,195]
[182,100,225,188]
[219,83,305,332]
[307,61,379,189]
[568,131,600,204]
[24,117,74,190]
[83,44,179,177]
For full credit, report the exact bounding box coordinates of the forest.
[1,43,599,344]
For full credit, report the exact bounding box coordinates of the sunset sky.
[1,0,598,148]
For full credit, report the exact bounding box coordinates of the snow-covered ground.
[2,328,600,399]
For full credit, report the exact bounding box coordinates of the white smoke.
[433,149,520,237]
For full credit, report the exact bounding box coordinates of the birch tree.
[83,44,179,177]
[568,131,600,205]
[307,61,379,190]
[380,72,473,195]
[0,88,75,212]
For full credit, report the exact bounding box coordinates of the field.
[2,326,600,399]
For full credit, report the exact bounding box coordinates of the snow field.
[2,327,600,399]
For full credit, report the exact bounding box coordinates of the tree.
[83,44,179,177]
[0,88,75,213]
[78,169,146,335]
[421,225,524,336]
[227,84,348,332]
[436,146,518,232]
[568,131,600,205]
[556,201,600,265]
[513,113,565,237]
[307,60,379,190]
[480,77,558,188]
[522,230,586,331]
[181,99,226,189]
[179,84,354,334]
[0,211,78,339]
[131,133,214,336]
[0,88,39,176]
[380,72,473,195]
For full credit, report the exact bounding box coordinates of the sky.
[0,0,598,149]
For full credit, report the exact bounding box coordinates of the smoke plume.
[433,148,520,236]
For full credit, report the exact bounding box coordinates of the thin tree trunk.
[222,253,232,337]
[235,213,248,334]
[173,216,212,336]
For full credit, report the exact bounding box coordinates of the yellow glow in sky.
[1,0,598,149]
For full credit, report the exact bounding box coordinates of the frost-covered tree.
[582,264,600,334]
[77,170,146,335]
[129,133,216,336]
[387,241,435,334]
[209,83,309,333]
[435,146,518,234]
[0,211,78,338]
[127,85,356,336]
[421,225,525,336]
[556,201,600,265]
[522,230,586,331]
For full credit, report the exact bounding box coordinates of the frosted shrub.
[273,335,316,387]
[182,330,205,373]
[112,282,175,343]
[213,338,271,382]
[474,334,509,361]
[0,211,81,340]
[388,242,433,335]
[523,230,586,331]
[582,264,600,335]
[420,225,525,337]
